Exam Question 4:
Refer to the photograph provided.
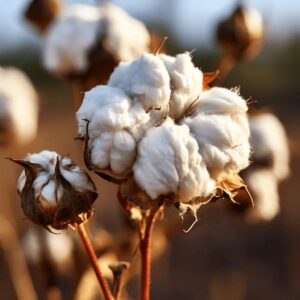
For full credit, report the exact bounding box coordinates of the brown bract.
[9,158,97,230]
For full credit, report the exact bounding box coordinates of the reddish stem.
[77,223,114,300]
[140,206,162,300]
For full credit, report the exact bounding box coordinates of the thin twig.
[77,223,114,300]
[140,205,163,300]
[109,262,129,300]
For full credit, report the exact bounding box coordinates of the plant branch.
[140,205,163,300]
[77,223,114,300]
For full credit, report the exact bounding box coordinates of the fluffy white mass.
[183,87,250,178]
[43,3,150,75]
[0,66,38,145]
[17,150,95,208]
[134,118,215,201]
[77,52,250,203]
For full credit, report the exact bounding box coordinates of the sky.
[0,0,299,54]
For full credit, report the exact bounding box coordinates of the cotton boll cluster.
[77,52,250,209]
[0,67,38,146]
[14,150,97,230]
[243,113,290,221]
[43,2,150,78]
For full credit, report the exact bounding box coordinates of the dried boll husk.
[217,4,264,61]
[25,0,61,32]
[11,151,98,230]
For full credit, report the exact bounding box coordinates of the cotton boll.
[134,118,215,202]
[184,87,250,177]
[102,3,150,61]
[245,169,280,221]
[14,150,97,230]
[249,113,289,181]
[108,53,171,111]
[159,53,203,119]
[0,67,38,146]
[43,4,103,75]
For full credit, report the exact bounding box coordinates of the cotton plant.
[0,66,38,146]
[76,51,252,299]
[241,112,290,221]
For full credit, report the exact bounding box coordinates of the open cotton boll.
[108,53,171,110]
[249,113,290,181]
[14,150,97,230]
[43,4,103,75]
[102,2,150,62]
[245,169,280,221]
[0,67,38,146]
[183,87,250,177]
[159,53,203,119]
[134,118,215,202]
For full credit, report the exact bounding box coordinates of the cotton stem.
[77,223,114,300]
[140,205,163,300]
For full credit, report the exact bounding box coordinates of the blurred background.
[0,0,299,299]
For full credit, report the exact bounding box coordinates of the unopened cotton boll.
[13,150,97,230]
[0,67,38,146]
[183,87,250,178]
[245,169,280,221]
[134,118,215,202]
[159,53,203,119]
[249,113,290,181]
